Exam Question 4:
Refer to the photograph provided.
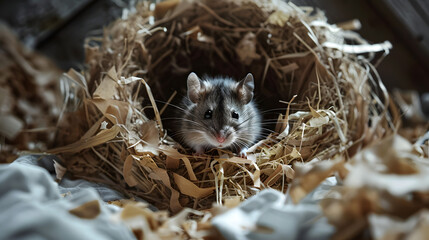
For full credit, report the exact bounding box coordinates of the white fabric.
[0,155,136,240]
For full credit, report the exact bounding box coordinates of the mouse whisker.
[155,99,189,113]
[258,122,298,127]
[155,99,201,120]
[235,116,254,129]
[181,131,207,143]
[230,140,250,152]
[260,118,299,121]
[168,128,204,138]
[233,136,254,146]
[234,137,252,146]
[258,107,305,114]
[162,118,207,129]
[236,135,276,146]
[259,127,277,132]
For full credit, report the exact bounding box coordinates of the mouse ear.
[237,73,254,104]
[187,72,205,103]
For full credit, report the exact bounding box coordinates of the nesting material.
[110,199,224,239]
[0,24,61,163]
[50,0,396,213]
[290,134,429,239]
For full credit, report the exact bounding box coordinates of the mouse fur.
[177,72,261,154]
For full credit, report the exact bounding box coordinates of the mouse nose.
[216,136,226,143]
[216,131,226,143]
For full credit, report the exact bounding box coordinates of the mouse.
[176,72,261,155]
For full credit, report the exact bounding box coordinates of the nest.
[50,0,396,212]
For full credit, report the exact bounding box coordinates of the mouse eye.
[231,111,239,119]
[204,110,212,119]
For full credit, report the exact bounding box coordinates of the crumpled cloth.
[212,177,337,240]
[0,155,136,240]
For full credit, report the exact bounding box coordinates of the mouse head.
[184,72,256,150]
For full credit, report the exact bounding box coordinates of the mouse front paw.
[239,148,248,158]
[192,146,205,156]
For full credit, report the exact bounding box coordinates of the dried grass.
[50,0,396,214]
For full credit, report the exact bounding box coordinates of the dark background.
[1,0,428,92]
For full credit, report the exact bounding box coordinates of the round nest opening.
[52,0,395,212]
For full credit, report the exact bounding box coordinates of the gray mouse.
[177,72,261,155]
